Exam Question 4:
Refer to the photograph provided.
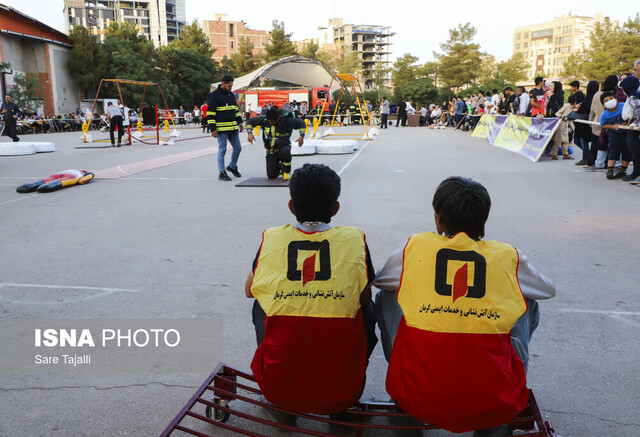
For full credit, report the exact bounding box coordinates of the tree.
[68,26,107,97]
[10,73,43,111]
[262,20,297,63]
[476,53,497,87]
[400,77,438,107]
[158,46,216,108]
[231,37,258,75]
[496,52,529,84]
[392,53,419,91]
[171,20,214,58]
[435,23,482,92]
[301,40,320,60]
[218,56,238,78]
[333,47,362,76]
[562,16,640,82]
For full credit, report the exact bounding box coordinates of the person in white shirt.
[405,100,416,115]
[106,101,124,146]
[515,87,530,116]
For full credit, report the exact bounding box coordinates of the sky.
[2,0,634,62]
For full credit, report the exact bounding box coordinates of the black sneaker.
[218,171,232,181]
[622,174,635,182]
[606,170,615,180]
[226,165,241,177]
[574,159,588,166]
[117,143,121,147]
[613,171,626,179]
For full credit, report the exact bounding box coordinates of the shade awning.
[213,55,341,93]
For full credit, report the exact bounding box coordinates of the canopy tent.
[212,55,341,93]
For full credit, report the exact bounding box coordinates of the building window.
[524,42,528,48]
[229,23,234,37]
[516,33,521,40]
[516,44,521,50]
[524,32,529,39]
[230,41,234,49]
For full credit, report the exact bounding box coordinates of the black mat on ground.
[236,177,289,187]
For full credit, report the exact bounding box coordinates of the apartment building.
[513,13,617,80]
[201,14,269,63]
[64,0,186,47]
[312,18,394,89]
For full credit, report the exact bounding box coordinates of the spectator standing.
[200,101,208,133]
[620,76,640,184]
[529,77,547,116]
[547,82,574,160]
[380,97,389,128]
[454,96,466,127]
[514,87,530,116]
[106,101,124,147]
[178,105,186,125]
[633,60,640,79]
[1,93,22,142]
[572,81,599,166]
[600,91,630,179]
[396,98,407,127]
[588,75,619,171]
[207,75,244,181]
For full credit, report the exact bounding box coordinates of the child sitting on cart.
[374,176,556,436]
[245,163,377,422]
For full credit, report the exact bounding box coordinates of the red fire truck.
[236,87,331,113]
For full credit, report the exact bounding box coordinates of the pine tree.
[435,23,481,92]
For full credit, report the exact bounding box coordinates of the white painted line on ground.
[337,141,371,176]
[0,283,139,305]
[0,194,38,206]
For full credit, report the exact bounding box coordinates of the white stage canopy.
[212,55,340,93]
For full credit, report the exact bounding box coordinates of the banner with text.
[472,115,560,162]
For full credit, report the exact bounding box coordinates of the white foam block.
[0,141,55,155]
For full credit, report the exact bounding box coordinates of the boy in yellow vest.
[245,163,377,423]
[374,176,556,436]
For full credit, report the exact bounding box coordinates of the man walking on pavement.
[380,97,389,128]
[106,101,124,147]
[207,75,244,181]
[1,94,22,142]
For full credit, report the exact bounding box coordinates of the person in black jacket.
[396,98,407,127]
[246,106,306,180]
[1,94,22,142]
[207,75,244,181]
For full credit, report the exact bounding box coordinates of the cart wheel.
[206,399,230,423]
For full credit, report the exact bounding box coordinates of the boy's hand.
[296,136,304,147]
[247,132,255,144]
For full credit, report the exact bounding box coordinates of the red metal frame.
[161,362,558,437]
[89,79,175,145]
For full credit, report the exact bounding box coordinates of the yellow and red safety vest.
[250,225,369,414]
[387,231,529,432]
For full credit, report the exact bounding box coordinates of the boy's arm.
[372,246,405,292]
[245,272,254,298]
[516,250,556,300]
[360,243,376,307]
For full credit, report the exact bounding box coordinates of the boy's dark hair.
[505,87,513,92]
[221,74,234,84]
[602,75,618,92]
[568,94,577,105]
[266,105,281,121]
[432,176,491,240]
[535,77,544,86]
[492,89,498,94]
[600,91,615,105]
[517,86,526,93]
[289,164,341,223]
[569,80,580,88]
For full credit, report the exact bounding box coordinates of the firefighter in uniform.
[374,176,556,435]
[206,75,244,181]
[246,105,305,180]
[1,94,22,142]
